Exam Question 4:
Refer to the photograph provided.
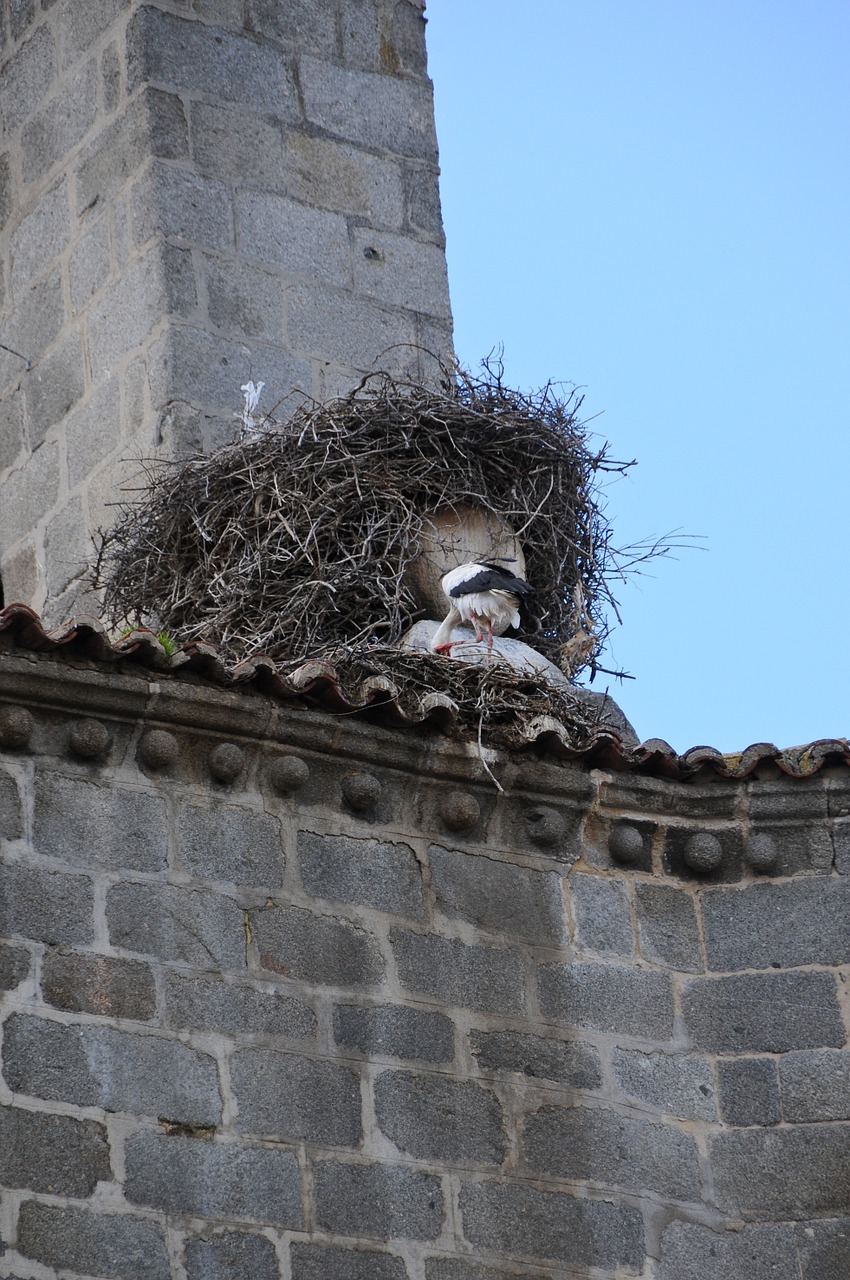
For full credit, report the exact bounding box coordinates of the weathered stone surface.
[0,1106,110,1196]
[23,331,85,440]
[88,242,195,376]
[10,179,71,295]
[126,1131,302,1225]
[747,778,828,821]
[612,1048,716,1120]
[34,772,167,871]
[0,25,56,132]
[184,1231,279,1280]
[21,59,98,183]
[17,1202,169,1280]
[64,377,120,488]
[539,960,674,1039]
[107,882,246,970]
[298,831,425,919]
[353,227,450,318]
[178,801,284,888]
[458,1180,645,1271]
[54,0,130,70]
[334,1002,454,1063]
[0,863,94,945]
[570,873,633,956]
[164,972,316,1040]
[0,273,64,395]
[127,7,298,111]
[131,162,232,252]
[291,1243,407,1280]
[781,1050,850,1122]
[231,1049,361,1145]
[191,101,285,184]
[392,928,524,1015]
[424,1262,546,1280]
[314,1160,444,1240]
[300,55,438,161]
[205,255,287,341]
[374,1069,506,1164]
[147,323,313,411]
[429,844,565,943]
[251,0,337,55]
[76,88,189,214]
[717,1056,780,1126]
[470,1030,602,1089]
[683,972,845,1053]
[0,942,29,991]
[524,1104,702,1200]
[41,949,155,1019]
[711,1125,850,1214]
[796,1218,850,1280]
[657,1221,798,1280]
[252,903,384,988]
[287,130,405,225]
[635,881,703,972]
[235,189,350,282]
[0,766,22,839]
[702,879,850,970]
[3,1014,222,1124]
[44,495,89,596]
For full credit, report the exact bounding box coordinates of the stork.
[430,561,534,658]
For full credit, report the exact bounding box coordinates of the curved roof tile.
[1,604,846,780]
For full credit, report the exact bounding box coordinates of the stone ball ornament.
[0,706,35,749]
[608,824,644,864]
[341,771,382,812]
[209,742,245,783]
[140,729,179,770]
[69,718,112,759]
[441,790,481,833]
[524,806,565,849]
[682,832,724,874]
[268,755,310,795]
[744,832,779,873]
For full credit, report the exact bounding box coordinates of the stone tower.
[0,0,453,620]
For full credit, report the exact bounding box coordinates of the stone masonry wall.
[0,0,452,618]
[1,651,849,1279]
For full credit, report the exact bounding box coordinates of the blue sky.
[426,0,850,753]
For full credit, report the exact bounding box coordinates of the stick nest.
[95,365,634,681]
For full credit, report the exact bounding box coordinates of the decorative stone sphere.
[140,729,179,770]
[745,832,779,874]
[441,790,480,833]
[69,718,111,759]
[683,832,723,874]
[608,824,644,864]
[524,806,565,848]
[269,755,310,795]
[342,772,381,811]
[209,742,244,783]
[0,706,35,749]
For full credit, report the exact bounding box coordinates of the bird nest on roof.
[94,364,643,684]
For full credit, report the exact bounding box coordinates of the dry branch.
[94,364,639,681]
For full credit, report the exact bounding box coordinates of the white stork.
[430,561,534,657]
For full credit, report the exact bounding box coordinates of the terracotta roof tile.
[1,604,847,780]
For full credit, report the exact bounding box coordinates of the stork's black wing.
[447,563,534,599]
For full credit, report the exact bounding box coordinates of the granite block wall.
[1,652,849,1278]
[0,0,452,617]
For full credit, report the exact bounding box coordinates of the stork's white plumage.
[430,561,534,656]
